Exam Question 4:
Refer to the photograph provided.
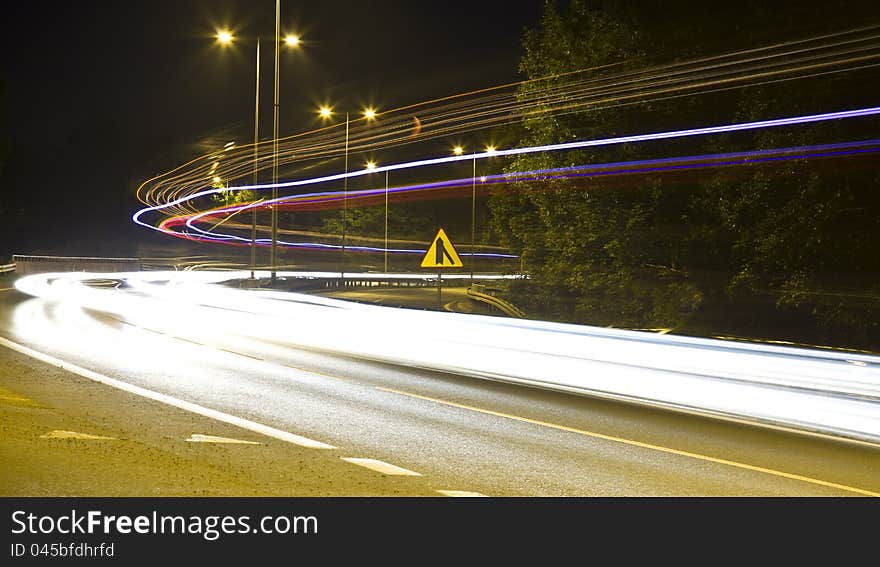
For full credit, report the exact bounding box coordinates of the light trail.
[136,25,880,219]
[176,138,880,246]
[133,108,880,251]
[129,25,880,266]
[198,106,880,193]
[12,271,880,447]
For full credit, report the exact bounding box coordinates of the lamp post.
[384,169,389,274]
[453,146,474,284]
[317,106,377,277]
[251,37,260,280]
[480,145,497,284]
[215,30,261,280]
[270,0,280,283]
[363,160,379,273]
[342,112,349,278]
[214,1,300,285]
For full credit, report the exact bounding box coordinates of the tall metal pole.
[341,112,349,278]
[270,0,280,283]
[384,170,389,273]
[470,155,476,285]
[251,37,261,280]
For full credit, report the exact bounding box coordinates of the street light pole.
[384,169,389,273]
[342,112,349,278]
[471,155,476,285]
[215,14,299,283]
[318,107,374,277]
[270,0,280,284]
[251,37,260,280]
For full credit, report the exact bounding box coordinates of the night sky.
[0,0,545,259]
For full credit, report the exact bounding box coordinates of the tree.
[491,0,702,327]
[489,0,880,348]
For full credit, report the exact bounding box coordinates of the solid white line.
[340,457,422,476]
[436,490,487,497]
[0,335,336,450]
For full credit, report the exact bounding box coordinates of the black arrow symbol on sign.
[435,236,455,266]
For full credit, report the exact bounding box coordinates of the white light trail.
[12,271,880,446]
[133,105,880,234]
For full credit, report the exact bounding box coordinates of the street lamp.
[384,169,389,273]
[465,145,496,284]
[251,37,260,280]
[362,160,385,273]
[453,145,479,285]
[318,106,377,277]
[216,29,234,44]
[270,0,282,283]
[215,30,258,278]
[214,2,301,284]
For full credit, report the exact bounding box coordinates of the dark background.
[0,0,545,259]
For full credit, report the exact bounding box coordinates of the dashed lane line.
[144,328,880,497]
[436,490,487,497]
[186,433,262,445]
[14,314,873,497]
[217,347,263,361]
[279,362,355,383]
[376,386,880,497]
[40,430,117,440]
[340,458,422,476]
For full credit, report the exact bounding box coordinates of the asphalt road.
[1,278,878,496]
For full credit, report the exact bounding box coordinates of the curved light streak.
[136,26,880,221]
[150,137,880,252]
[167,105,880,196]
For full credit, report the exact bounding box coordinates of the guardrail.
[11,255,141,275]
[0,263,15,274]
[232,272,526,292]
[467,285,526,318]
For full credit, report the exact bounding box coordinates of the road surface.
[1,272,877,496]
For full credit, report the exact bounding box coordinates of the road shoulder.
[0,343,427,496]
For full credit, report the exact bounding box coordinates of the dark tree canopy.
[489,0,880,349]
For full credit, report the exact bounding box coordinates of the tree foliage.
[490,0,880,348]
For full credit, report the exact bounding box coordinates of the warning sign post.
[420,228,463,310]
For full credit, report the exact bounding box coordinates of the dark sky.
[0,0,545,258]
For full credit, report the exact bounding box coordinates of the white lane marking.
[186,433,261,445]
[340,457,422,476]
[436,490,487,497]
[378,387,880,497]
[41,430,117,440]
[217,348,263,361]
[0,336,336,450]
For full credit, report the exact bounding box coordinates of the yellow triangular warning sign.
[421,228,463,268]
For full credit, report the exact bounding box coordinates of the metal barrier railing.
[11,255,141,275]
[467,285,526,318]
